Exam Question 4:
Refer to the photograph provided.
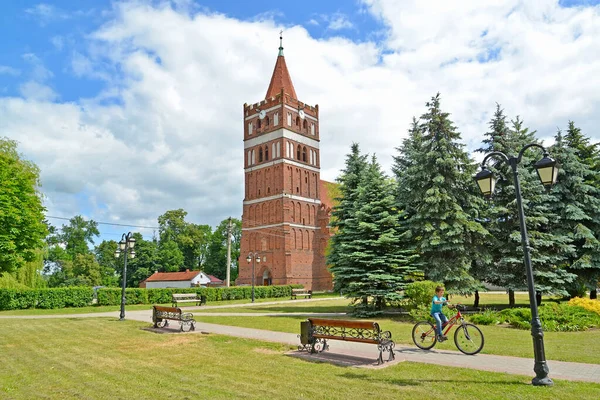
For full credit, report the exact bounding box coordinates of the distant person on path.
[431,286,451,341]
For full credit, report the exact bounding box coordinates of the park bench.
[152,305,196,332]
[291,288,312,300]
[171,293,206,307]
[298,318,395,365]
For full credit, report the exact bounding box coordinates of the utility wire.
[46,215,159,230]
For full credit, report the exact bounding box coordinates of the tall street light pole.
[114,232,136,321]
[246,252,261,303]
[475,143,558,386]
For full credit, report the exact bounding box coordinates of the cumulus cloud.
[0,66,20,76]
[327,13,354,30]
[1,0,599,235]
[25,3,70,25]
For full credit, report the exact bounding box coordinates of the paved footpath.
[1,298,599,384]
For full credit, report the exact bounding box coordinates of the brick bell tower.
[237,34,333,291]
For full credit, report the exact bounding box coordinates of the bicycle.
[411,304,484,355]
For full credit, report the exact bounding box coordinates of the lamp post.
[474,143,558,386]
[246,252,261,303]
[114,232,136,321]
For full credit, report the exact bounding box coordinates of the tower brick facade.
[236,38,333,291]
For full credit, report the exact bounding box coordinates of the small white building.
[141,270,223,289]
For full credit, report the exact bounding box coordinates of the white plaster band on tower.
[244,128,319,148]
[242,222,320,231]
[243,193,322,205]
[244,158,320,173]
[244,104,283,121]
[284,104,318,122]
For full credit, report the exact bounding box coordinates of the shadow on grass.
[222,304,353,314]
[339,372,528,387]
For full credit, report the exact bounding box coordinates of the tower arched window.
[296,116,300,126]
[259,147,263,163]
[265,116,270,127]
[297,145,301,160]
[257,118,261,129]
[303,119,307,129]
[264,146,269,161]
[302,147,307,162]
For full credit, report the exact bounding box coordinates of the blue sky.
[0,0,383,103]
[1,0,599,243]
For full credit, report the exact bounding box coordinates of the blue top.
[431,295,446,314]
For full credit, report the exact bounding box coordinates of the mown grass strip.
[1,318,598,399]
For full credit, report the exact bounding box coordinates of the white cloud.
[51,36,65,51]
[327,13,354,30]
[25,3,70,25]
[0,66,20,76]
[1,0,599,234]
[18,81,58,101]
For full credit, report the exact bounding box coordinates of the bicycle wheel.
[454,323,484,355]
[412,321,437,350]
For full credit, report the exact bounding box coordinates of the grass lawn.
[193,315,600,364]
[0,318,598,399]
[0,296,327,316]
[194,298,352,314]
[0,292,559,317]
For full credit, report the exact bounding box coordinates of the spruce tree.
[343,156,417,315]
[395,94,488,294]
[476,111,574,303]
[550,126,600,298]
[327,143,368,294]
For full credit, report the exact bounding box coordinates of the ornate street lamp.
[246,252,261,303]
[474,143,558,386]
[114,232,136,321]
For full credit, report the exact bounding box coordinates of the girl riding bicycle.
[431,286,452,341]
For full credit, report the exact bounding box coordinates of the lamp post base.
[532,376,554,386]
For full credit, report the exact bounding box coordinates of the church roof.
[265,34,297,100]
[319,180,340,212]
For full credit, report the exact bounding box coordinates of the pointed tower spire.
[265,31,297,99]
[278,30,284,56]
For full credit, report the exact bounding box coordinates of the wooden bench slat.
[308,318,377,330]
[300,318,395,365]
[154,305,181,313]
[312,334,378,344]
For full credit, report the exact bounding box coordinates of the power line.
[46,215,159,230]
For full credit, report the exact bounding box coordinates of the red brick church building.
[236,37,334,291]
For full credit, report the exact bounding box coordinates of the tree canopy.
[0,137,48,273]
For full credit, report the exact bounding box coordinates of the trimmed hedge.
[96,285,303,306]
[0,285,303,310]
[0,287,94,310]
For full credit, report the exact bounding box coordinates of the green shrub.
[404,280,442,309]
[96,285,298,306]
[408,305,432,322]
[0,287,93,310]
[467,303,600,332]
[468,309,501,325]
[96,288,149,305]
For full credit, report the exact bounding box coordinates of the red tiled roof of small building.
[207,274,223,283]
[145,270,201,282]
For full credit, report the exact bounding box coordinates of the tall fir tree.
[549,126,600,298]
[327,143,368,293]
[475,111,574,303]
[395,94,488,293]
[342,156,417,315]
